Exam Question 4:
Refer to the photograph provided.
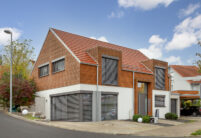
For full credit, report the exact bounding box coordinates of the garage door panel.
[82,94,92,121]
[101,94,117,121]
[51,93,92,121]
[67,94,80,121]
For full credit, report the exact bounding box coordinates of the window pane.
[155,67,165,90]
[53,59,65,73]
[39,65,49,77]
[102,57,118,85]
[155,96,165,107]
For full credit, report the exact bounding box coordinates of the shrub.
[191,129,201,136]
[133,114,142,122]
[142,115,151,123]
[165,113,178,120]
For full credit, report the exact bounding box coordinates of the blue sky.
[0,0,201,65]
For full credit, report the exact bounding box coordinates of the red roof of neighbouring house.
[170,65,201,77]
[187,80,201,84]
[52,28,152,74]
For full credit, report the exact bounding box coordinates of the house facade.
[169,65,201,100]
[32,28,175,121]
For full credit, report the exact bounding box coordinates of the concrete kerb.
[5,111,199,137]
[5,112,126,135]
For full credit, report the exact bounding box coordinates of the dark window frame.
[155,66,166,90]
[155,95,165,107]
[102,56,118,86]
[39,64,49,77]
[52,58,65,73]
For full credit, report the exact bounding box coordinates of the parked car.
[181,106,201,116]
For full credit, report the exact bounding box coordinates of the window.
[155,95,165,107]
[52,59,65,73]
[155,67,165,90]
[39,65,49,77]
[102,57,118,85]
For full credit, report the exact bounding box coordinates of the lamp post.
[4,30,12,113]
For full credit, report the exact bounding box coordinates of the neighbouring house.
[169,65,201,105]
[31,28,176,121]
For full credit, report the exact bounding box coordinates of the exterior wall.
[171,94,180,117]
[36,84,133,120]
[134,72,153,116]
[170,68,192,91]
[152,90,171,118]
[31,31,80,91]
[143,59,170,91]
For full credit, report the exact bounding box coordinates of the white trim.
[50,28,81,63]
[38,62,49,68]
[52,56,65,63]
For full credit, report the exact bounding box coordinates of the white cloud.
[118,0,175,10]
[138,35,166,59]
[0,27,21,46]
[108,11,124,18]
[164,56,182,65]
[149,35,166,44]
[166,14,201,51]
[179,3,200,17]
[90,36,108,42]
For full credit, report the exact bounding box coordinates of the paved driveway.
[0,111,199,138]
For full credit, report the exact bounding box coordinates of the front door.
[138,82,148,115]
[171,99,177,114]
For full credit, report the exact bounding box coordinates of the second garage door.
[101,94,118,120]
[51,93,92,121]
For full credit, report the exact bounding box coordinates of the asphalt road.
[0,111,196,138]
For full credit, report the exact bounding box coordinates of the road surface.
[0,111,195,138]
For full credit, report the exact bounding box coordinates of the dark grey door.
[171,99,177,114]
[51,93,92,121]
[101,94,117,120]
[138,82,148,115]
[51,95,68,121]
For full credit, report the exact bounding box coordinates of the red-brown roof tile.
[52,28,152,74]
[187,80,201,84]
[170,65,201,77]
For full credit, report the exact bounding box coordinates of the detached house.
[169,65,201,100]
[32,28,177,121]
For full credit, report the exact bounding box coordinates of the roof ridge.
[51,28,141,54]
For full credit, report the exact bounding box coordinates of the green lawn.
[191,129,201,136]
[23,114,40,120]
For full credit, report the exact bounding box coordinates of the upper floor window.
[52,58,65,73]
[39,64,49,77]
[155,67,165,90]
[102,57,118,85]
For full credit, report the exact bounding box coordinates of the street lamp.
[4,30,13,113]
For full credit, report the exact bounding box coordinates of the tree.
[196,41,201,72]
[0,72,37,108]
[2,39,35,79]
[0,39,36,108]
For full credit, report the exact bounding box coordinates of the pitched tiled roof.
[52,28,152,74]
[170,65,201,77]
[187,80,201,84]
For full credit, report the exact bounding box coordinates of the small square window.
[39,65,49,77]
[155,95,165,107]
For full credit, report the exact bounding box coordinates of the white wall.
[152,90,171,119]
[36,84,134,120]
[170,68,191,91]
